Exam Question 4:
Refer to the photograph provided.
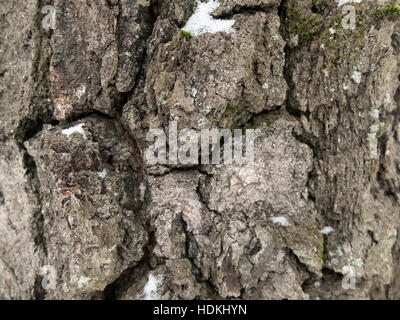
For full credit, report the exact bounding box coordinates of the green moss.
[286,7,324,43]
[257,112,281,128]
[311,0,329,13]
[310,226,325,266]
[222,105,240,118]
[283,1,368,69]
[376,4,400,21]
[308,146,314,158]
[180,29,192,39]
[219,105,252,128]
[318,236,324,266]
[241,110,283,130]
[319,12,367,69]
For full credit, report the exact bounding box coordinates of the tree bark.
[1,0,400,300]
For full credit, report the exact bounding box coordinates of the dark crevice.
[74,1,159,299]
[302,267,345,299]
[103,195,157,299]
[279,0,319,217]
[33,275,46,300]
[63,109,114,124]
[180,215,222,299]
[113,0,157,119]
[212,4,277,19]
[195,176,221,217]
[22,149,47,257]
[286,248,315,295]
[15,0,56,145]
[103,260,151,300]
[286,248,313,279]
[18,0,56,300]
[292,129,318,158]
[20,142,48,300]
[147,163,206,177]
[367,230,378,246]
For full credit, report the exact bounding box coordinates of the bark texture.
[1,0,400,299]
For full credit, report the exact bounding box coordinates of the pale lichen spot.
[369,109,379,119]
[384,93,391,105]
[75,85,86,99]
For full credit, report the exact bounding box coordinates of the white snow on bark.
[141,274,164,300]
[270,216,291,227]
[320,226,335,235]
[139,182,146,202]
[336,0,362,6]
[61,123,87,140]
[182,0,235,36]
[97,169,108,179]
[352,71,362,84]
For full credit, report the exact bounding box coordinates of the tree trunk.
[1,0,400,300]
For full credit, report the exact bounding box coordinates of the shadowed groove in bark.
[16,0,57,300]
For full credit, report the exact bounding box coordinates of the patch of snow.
[336,0,362,6]
[61,123,87,140]
[141,274,163,300]
[97,169,108,179]
[182,0,235,37]
[320,226,334,235]
[139,182,146,202]
[351,71,362,84]
[270,216,291,227]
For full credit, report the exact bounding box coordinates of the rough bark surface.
[1,0,400,299]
